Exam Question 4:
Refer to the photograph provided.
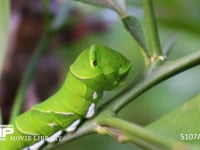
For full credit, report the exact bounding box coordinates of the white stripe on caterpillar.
[66,119,81,132]
[15,121,39,136]
[86,103,95,118]
[32,108,75,116]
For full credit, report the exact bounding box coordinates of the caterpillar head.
[70,45,131,90]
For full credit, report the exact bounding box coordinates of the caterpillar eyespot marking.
[66,119,81,132]
[1,45,131,149]
[86,103,95,118]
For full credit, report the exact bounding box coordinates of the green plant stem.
[105,50,200,113]
[142,0,163,59]
[9,32,53,123]
[97,113,190,150]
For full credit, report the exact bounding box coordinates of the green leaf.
[0,1,9,77]
[122,15,148,54]
[146,94,200,146]
[74,0,126,16]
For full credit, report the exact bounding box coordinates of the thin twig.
[97,113,194,150]
[142,0,163,60]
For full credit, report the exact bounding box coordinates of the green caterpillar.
[1,45,131,150]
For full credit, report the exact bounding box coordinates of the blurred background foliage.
[0,0,200,149]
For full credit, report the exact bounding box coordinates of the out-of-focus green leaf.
[73,0,126,16]
[0,1,9,77]
[154,0,200,35]
[122,15,147,53]
[146,94,200,146]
